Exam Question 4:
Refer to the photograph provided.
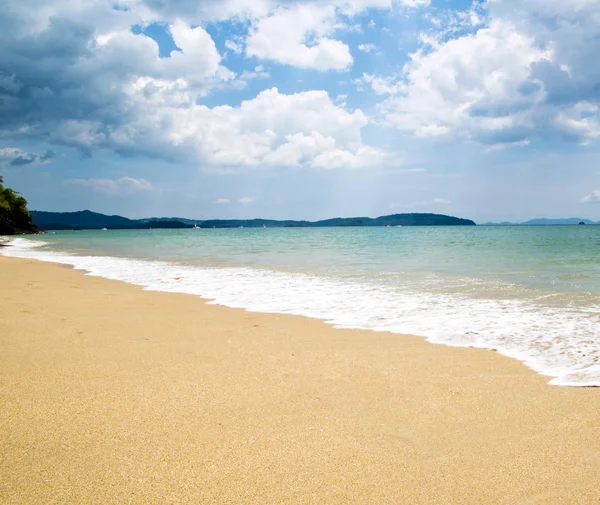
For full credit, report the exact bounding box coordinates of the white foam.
[3,237,599,387]
[4,237,49,248]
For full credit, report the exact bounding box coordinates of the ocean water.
[3,225,600,386]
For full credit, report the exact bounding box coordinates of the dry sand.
[1,255,599,504]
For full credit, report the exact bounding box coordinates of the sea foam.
[3,237,599,386]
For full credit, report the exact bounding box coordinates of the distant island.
[7,203,598,235]
[30,210,476,231]
[483,218,600,226]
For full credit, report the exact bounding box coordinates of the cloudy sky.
[1,0,600,223]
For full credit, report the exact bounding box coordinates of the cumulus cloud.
[244,0,428,71]
[42,86,385,171]
[245,4,353,71]
[362,0,600,146]
[65,177,152,195]
[0,147,56,166]
[0,4,233,151]
[581,190,600,204]
[0,0,392,171]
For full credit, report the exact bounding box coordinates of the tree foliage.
[0,177,36,234]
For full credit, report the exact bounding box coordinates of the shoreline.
[1,256,600,504]
[3,236,599,387]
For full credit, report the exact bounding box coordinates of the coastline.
[1,256,599,504]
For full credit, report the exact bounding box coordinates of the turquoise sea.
[3,225,600,386]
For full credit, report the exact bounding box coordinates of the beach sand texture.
[1,256,599,504]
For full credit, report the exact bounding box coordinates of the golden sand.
[1,256,599,504]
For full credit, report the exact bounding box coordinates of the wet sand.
[1,256,599,504]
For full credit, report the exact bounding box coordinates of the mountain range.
[30,210,476,230]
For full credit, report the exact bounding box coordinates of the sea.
[3,225,600,387]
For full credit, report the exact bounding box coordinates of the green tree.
[0,178,36,234]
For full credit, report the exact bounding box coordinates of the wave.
[2,237,599,386]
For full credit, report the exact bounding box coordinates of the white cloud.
[310,145,393,169]
[0,1,394,172]
[243,0,427,71]
[225,40,244,54]
[581,190,600,204]
[358,43,377,53]
[81,87,387,171]
[238,196,256,204]
[0,5,237,158]
[122,0,274,25]
[0,147,56,166]
[66,177,152,195]
[553,102,600,144]
[485,139,530,152]
[166,20,225,82]
[355,73,404,95]
[376,19,550,141]
[245,4,353,71]
[340,0,429,15]
[226,65,271,90]
[366,0,600,146]
[216,198,231,204]
[128,0,428,25]
[239,65,271,81]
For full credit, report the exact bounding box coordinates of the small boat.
[100,227,108,231]
[263,224,266,229]
[192,224,200,229]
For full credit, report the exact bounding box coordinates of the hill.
[137,217,202,226]
[32,210,140,230]
[31,210,475,230]
[521,218,598,225]
[201,213,475,228]
[31,210,194,230]
[483,218,599,225]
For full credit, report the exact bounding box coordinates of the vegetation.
[31,210,195,230]
[199,213,476,228]
[0,176,38,235]
[30,209,476,230]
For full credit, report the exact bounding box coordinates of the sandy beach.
[1,255,599,504]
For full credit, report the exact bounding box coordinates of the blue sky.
[1,0,600,223]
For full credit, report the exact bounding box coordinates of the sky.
[1,0,600,223]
